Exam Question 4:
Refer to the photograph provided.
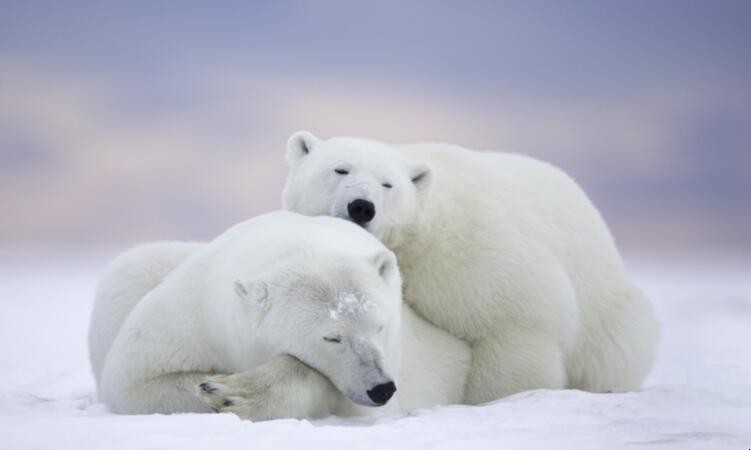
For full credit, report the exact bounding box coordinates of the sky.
[1,1,750,253]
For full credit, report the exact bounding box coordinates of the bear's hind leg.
[464,330,567,404]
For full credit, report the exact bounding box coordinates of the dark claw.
[199,382,217,394]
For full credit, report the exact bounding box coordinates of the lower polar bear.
[89,211,469,419]
[282,131,659,404]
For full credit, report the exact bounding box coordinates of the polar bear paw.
[196,354,336,421]
[197,371,280,421]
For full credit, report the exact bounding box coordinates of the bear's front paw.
[197,373,277,421]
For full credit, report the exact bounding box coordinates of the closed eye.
[323,334,342,343]
[382,182,392,189]
[334,168,349,175]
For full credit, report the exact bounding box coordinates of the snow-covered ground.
[1,254,749,449]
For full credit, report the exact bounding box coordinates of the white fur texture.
[89,211,470,419]
[282,132,659,404]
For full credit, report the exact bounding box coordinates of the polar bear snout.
[314,334,399,407]
[347,199,376,225]
[367,381,396,405]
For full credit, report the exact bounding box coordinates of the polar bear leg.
[567,286,658,392]
[90,241,202,383]
[464,330,567,404]
[197,354,344,421]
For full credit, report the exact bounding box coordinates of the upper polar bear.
[89,211,469,419]
[282,131,658,404]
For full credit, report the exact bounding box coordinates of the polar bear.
[282,131,658,404]
[89,211,469,419]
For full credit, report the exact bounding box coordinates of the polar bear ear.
[286,130,319,165]
[234,279,270,308]
[408,161,432,191]
[372,250,398,281]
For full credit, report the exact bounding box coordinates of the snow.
[1,255,750,449]
[329,291,373,320]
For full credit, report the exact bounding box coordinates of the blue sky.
[1,1,749,251]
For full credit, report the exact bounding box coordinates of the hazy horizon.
[2,1,749,253]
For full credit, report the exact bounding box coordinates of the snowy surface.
[1,254,750,449]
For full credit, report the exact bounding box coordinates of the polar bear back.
[394,142,632,317]
[393,142,656,391]
[395,143,623,267]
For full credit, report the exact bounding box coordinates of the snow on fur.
[329,292,373,320]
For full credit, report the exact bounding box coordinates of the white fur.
[282,132,659,404]
[89,211,470,419]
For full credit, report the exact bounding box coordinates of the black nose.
[347,199,376,225]
[367,381,396,405]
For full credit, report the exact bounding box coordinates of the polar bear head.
[282,131,431,248]
[232,248,402,407]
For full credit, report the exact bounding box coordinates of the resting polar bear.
[283,132,658,404]
[89,211,469,419]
